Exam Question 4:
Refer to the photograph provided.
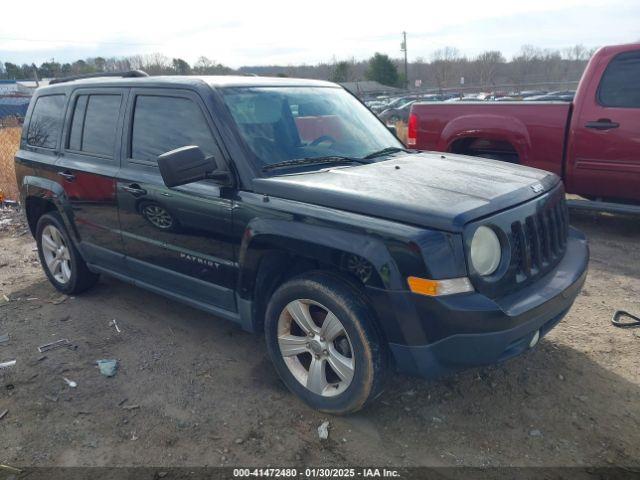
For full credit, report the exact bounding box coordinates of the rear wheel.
[265,272,387,414]
[36,212,99,294]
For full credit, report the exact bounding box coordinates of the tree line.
[0,54,233,81]
[320,44,594,89]
[0,44,596,90]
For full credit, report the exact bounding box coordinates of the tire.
[265,271,387,414]
[36,212,99,294]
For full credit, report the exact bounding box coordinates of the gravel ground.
[0,205,639,469]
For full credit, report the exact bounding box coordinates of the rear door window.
[598,51,640,108]
[130,95,218,163]
[68,94,121,157]
[27,94,66,149]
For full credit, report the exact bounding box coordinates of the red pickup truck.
[407,43,640,208]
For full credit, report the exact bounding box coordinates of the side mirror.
[157,146,231,188]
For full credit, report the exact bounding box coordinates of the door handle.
[585,119,620,130]
[57,170,75,181]
[121,184,147,196]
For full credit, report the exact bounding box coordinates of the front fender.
[237,217,405,295]
[438,113,532,163]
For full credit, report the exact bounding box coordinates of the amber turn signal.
[407,276,474,297]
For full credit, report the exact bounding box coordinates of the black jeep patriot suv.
[15,71,589,414]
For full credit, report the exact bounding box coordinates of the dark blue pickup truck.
[15,72,588,413]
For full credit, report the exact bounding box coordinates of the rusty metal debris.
[38,338,71,353]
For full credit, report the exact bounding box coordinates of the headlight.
[470,226,501,276]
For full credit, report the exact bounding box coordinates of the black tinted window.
[68,96,87,151]
[69,94,121,156]
[27,95,65,148]
[131,96,218,162]
[599,51,640,108]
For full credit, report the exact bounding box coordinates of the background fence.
[395,121,407,145]
[0,118,21,201]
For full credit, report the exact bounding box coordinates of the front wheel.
[265,272,387,414]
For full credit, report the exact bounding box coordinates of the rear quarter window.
[27,94,66,149]
[598,51,640,108]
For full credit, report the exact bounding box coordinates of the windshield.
[220,86,403,172]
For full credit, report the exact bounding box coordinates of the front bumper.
[369,228,588,378]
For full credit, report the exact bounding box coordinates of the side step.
[567,198,640,215]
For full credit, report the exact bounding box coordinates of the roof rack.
[48,70,149,85]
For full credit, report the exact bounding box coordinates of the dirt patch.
[0,207,639,468]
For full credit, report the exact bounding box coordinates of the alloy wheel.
[41,225,72,284]
[277,299,355,397]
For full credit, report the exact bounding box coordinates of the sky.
[1,0,638,67]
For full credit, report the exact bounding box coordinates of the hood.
[252,152,560,232]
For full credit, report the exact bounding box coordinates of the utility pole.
[401,31,408,90]
[32,63,39,88]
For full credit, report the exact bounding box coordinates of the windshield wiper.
[363,146,413,160]
[262,156,368,172]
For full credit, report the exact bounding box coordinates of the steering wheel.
[309,135,337,147]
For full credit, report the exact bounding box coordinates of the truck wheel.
[36,212,99,294]
[265,271,387,414]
